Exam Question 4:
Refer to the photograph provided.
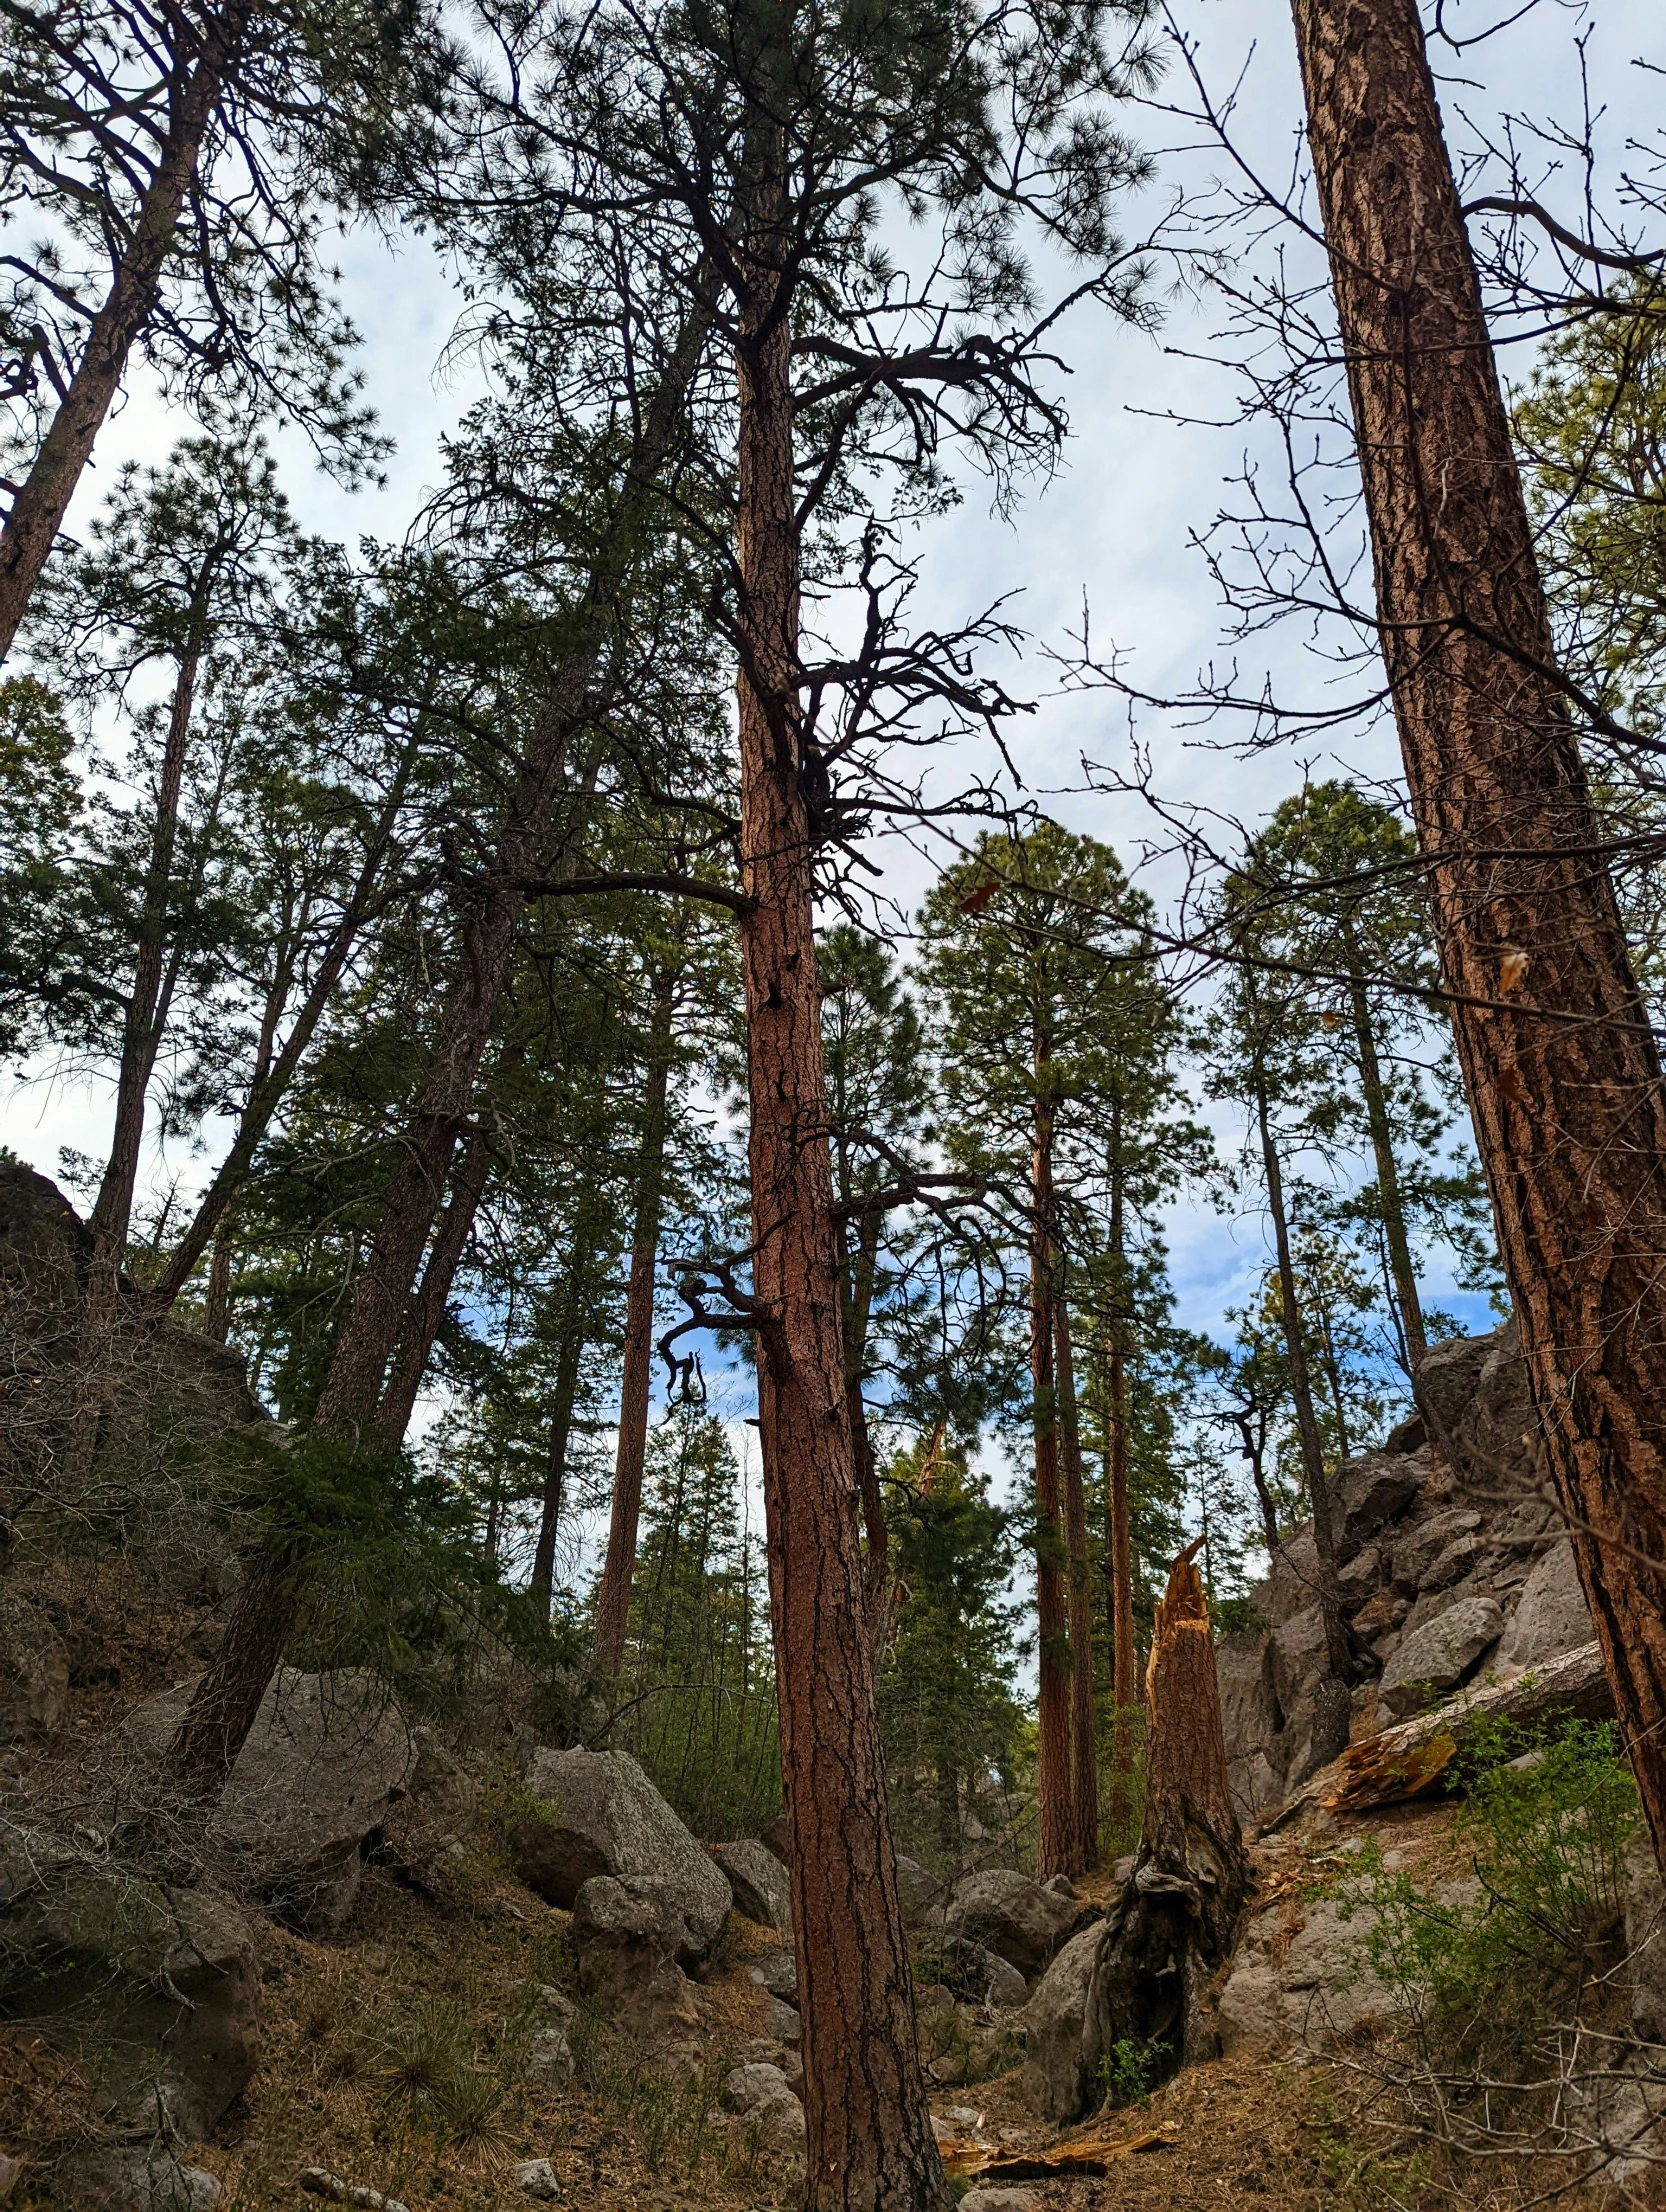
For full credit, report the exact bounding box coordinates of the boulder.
[762,1995,801,2043]
[1017,1921,1104,2122]
[0,1591,68,1745]
[746,1951,797,2001]
[722,2060,798,2114]
[514,2160,561,2201]
[1625,1829,1666,2046]
[1497,1540,1593,1673]
[960,2193,1038,2212]
[1217,1894,1394,2057]
[570,1876,707,2047]
[0,1829,259,2138]
[894,1854,943,1926]
[1377,1595,1504,1718]
[1389,1507,1483,1593]
[716,1839,791,1934]
[928,1935,1027,2010]
[1260,1529,1323,1625]
[1337,1451,1424,1552]
[125,1668,415,1932]
[942,1868,1088,1978]
[67,2147,223,2211]
[511,1748,730,1962]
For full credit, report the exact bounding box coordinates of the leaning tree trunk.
[162,300,713,1797]
[1055,1293,1099,1874]
[1255,1061,1352,1768]
[1082,1540,1248,2093]
[1030,1069,1075,1882]
[1292,0,1666,1868]
[0,3,251,664]
[733,142,948,2212]
[593,969,676,1680]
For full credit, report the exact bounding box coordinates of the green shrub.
[1332,1716,1638,2069]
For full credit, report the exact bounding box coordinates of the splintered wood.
[938,2124,1178,2179]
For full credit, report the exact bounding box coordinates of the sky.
[3,0,1659,1543]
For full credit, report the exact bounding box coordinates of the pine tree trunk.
[202,1228,232,1343]
[161,303,713,1795]
[1292,0,1666,1863]
[734,139,948,2210]
[376,1118,496,1448]
[1082,1541,1248,2090]
[0,5,250,665]
[1030,1074,1074,1882]
[1055,1293,1098,1873]
[593,970,675,1679]
[529,1269,591,1620]
[1256,1065,1352,1766]
[1103,1123,1138,1838]
[840,1205,887,1631]
[1342,929,1427,1367]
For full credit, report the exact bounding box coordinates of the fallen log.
[938,2123,1177,2179]
[1322,1640,1614,1815]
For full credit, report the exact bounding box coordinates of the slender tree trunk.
[152,748,416,1308]
[1342,929,1427,1367]
[1293,0,1666,1861]
[841,1206,887,1631]
[162,301,713,1798]
[375,1119,497,1449]
[593,969,676,1679]
[529,1271,592,1621]
[733,139,947,2209]
[1255,1063,1352,1766]
[1055,1293,1098,1874]
[1030,1070,1074,1882]
[0,6,251,665]
[202,1228,233,1344]
[1103,1118,1138,1839]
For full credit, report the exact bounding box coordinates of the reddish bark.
[1030,1071,1074,1882]
[734,154,948,2208]
[0,3,251,664]
[1291,0,1666,1865]
[592,970,675,1679]
[1055,1296,1098,1874]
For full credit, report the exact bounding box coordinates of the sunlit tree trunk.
[1292,0,1666,1861]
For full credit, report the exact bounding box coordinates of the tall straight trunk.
[1029,1068,1074,1881]
[593,970,676,1679]
[529,1254,593,1620]
[1054,1293,1098,1874]
[0,4,251,664]
[840,1204,887,1630]
[1103,1113,1138,1836]
[376,1119,496,1449]
[733,133,947,2210]
[162,299,712,1799]
[1255,1063,1352,1766]
[1341,926,1426,1367]
[1292,0,1666,1862]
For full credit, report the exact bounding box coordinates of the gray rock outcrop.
[1016,1921,1105,2121]
[0,1828,260,2139]
[125,1668,415,1933]
[940,1867,1090,1979]
[716,1839,792,1934]
[1217,1323,1593,1814]
[511,1748,731,1963]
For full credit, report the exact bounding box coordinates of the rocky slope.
[1216,1321,1595,1818]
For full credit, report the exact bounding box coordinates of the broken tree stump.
[1079,1540,1249,2092]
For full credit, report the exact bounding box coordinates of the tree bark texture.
[1292,0,1666,1865]
[1256,1066,1353,1767]
[1055,1296,1099,1874]
[733,165,948,2211]
[1030,1074,1074,1882]
[0,4,250,665]
[1103,1130,1139,1841]
[593,970,676,1679]
[1081,1541,1248,2090]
